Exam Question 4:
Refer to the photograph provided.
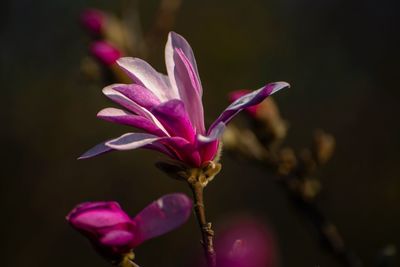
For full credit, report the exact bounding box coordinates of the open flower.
[66,193,192,262]
[79,32,289,167]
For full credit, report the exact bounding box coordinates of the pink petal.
[209,82,289,132]
[97,108,165,136]
[229,90,258,117]
[144,142,177,159]
[79,134,196,163]
[67,202,131,230]
[117,57,179,101]
[102,84,169,135]
[197,122,225,143]
[196,122,225,163]
[172,47,205,135]
[198,140,219,164]
[106,132,201,166]
[157,137,202,167]
[165,32,202,96]
[100,230,135,246]
[151,100,196,142]
[132,193,192,245]
[112,84,161,110]
[105,133,162,150]
[78,141,113,159]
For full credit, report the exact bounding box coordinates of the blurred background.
[1,0,400,266]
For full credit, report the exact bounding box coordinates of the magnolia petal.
[106,133,161,150]
[78,142,113,160]
[196,121,224,165]
[151,99,196,142]
[132,193,192,245]
[209,82,289,132]
[197,122,225,143]
[165,32,201,95]
[97,108,165,136]
[173,48,205,134]
[159,73,172,89]
[157,137,202,167]
[117,57,178,101]
[102,85,169,135]
[112,84,161,110]
[100,230,135,246]
[68,202,119,216]
[103,84,150,117]
[144,142,177,159]
[199,140,220,163]
[229,89,258,117]
[67,202,131,229]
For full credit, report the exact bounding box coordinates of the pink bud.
[90,41,122,66]
[67,194,192,262]
[80,9,105,35]
[66,201,135,260]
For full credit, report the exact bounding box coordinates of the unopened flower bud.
[80,9,106,35]
[66,194,192,263]
[90,41,122,66]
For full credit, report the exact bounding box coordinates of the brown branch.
[187,171,217,267]
[156,161,220,267]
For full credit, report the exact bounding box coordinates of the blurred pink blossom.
[90,41,122,66]
[80,9,105,35]
[215,217,278,267]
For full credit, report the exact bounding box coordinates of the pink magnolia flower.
[80,9,106,35]
[66,193,192,261]
[79,32,289,167]
[90,41,122,66]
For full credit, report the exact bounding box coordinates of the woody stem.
[189,181,216,267]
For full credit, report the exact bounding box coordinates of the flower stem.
[119,259,140,267]
[189,181,216,267]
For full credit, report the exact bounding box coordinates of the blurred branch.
[80,0,183,82]
[120,0,145,56]
[145,0,183,50]
[223,98,363,267]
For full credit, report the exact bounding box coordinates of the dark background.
[1,0,400,266]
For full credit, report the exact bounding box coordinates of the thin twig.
[188,174,216,267]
